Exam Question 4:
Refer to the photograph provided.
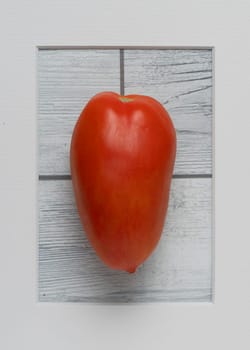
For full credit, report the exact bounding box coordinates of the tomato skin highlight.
[70,92,176,272]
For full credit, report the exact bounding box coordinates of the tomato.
[70,92,176,273]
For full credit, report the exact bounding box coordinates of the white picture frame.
[0,0,249,349]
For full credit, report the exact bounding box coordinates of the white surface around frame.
[0,1,250,349]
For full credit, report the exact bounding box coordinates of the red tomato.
[70,92,176,273]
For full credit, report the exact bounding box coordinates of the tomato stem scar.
[119,97,133,103]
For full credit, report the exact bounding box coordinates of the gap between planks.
[39,174,212,181]
[119,49,125,95]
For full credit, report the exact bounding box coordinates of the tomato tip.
[127,267,137,274]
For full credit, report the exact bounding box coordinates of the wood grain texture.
[38,49,120,176]
[38,49,213,176]
[124,49,213,175]
[39,178,212,302]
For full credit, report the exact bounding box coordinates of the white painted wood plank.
[38,49,120,176]
[39,178,212,302]
[124,49,213,175]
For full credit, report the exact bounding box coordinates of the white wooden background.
[38,48,213,302]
